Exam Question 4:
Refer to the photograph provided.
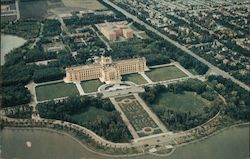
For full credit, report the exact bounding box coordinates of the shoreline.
[1,33,27,65]
[2,122,249,158]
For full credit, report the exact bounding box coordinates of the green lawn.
[36,82,79,101]
[153,91,210,114]
[81,79,103,93]
[122,73,148,85]
[146,66,187,82]
[71,107,110,122]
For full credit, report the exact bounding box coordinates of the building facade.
[98,22,134,41]
[65,56,147,83]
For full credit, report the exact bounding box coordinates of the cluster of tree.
[207,75,250,121]
[2,63,34,86]
[1,19,40,39]
[223,40,249,57]
[4,105,32,118]
[25,47,57,63]
[109,38,171,66]
[231,72,250,86]
[33,67,65,83]
[43,19,61,37]
[2,84,31,107]
[37,96,132,142]
[132,23,209,74]
[154,105,219,131]
[2,62,66,86]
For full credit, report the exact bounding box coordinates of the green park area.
[71,107,110,123]
[153,91,210,115]
[122,73,147,85]
[146,66,187,82]
[36,82,79,101]
[80,79,103,93]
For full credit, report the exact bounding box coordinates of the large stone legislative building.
[65,56,147,83]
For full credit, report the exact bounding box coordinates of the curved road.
[102,0,250,92]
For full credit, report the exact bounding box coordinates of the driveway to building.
[102,0,250,92]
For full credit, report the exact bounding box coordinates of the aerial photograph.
[0,0,249,158]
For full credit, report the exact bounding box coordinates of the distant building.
[1,5,10,12]
[98,22,134,41]
[42,42,65,52]
[65,56,147,83]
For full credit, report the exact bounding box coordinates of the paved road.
[31,23,44,49]
[102,0,250,92]
[15,0,20,21]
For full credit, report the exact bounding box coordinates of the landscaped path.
[15,0,20,21]
[75,82,85,95]
[31,23,44,49]
[25,81,40,120]
[102,0,250,92]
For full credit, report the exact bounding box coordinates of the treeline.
[33,67,65,83]
[140,80,221,131]
[2,84,31,108]
[37,96,132,142]
[207,75,250,121]
[64,14,126,28]
[2,63,66,86]
[3,105,32,118]
[25,47,57,63]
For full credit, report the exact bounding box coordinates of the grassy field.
[81,79,103,93]
[153,91,210,114]
[71,107,110,122]
[62,0,106,10]
[36,82,79,101]
[20,1,48,19]
[146,66,187,82]
[122,73,148,85]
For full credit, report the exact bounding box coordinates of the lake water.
[0,126,249,159]
[1,34,26,65]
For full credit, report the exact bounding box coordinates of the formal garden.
[115,95,160,137]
